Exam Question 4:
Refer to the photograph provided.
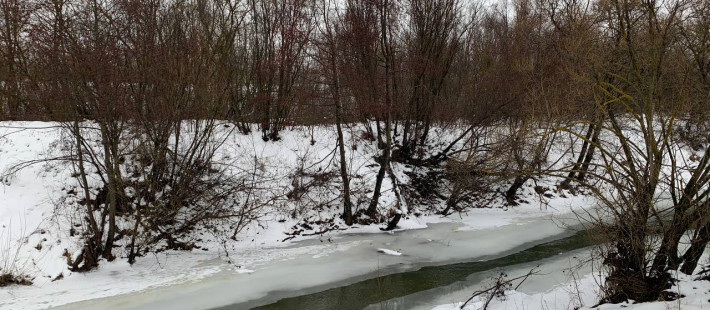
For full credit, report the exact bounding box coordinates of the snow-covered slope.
[0,121,594,309]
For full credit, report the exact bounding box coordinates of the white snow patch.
[377,248,403,256]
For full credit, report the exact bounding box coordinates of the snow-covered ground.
[45,214,584,310]
[432,262,710,310]
[0,121,595,309]
[430,247,710,310]
[1,199,591,309]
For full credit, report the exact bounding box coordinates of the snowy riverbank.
[2,205,590,310]
[1,121,593,309]
[432,261,710,310]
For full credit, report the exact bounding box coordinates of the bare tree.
[313,0,355,225]
[0,0,31,119]
[400,0,465,156]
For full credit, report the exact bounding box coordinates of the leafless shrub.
[0,219,33,287]
[460,267,540,310]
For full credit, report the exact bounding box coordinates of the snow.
[430,271,603,310]
[596,273,710,310]
[432,269,710,310]
[377,248,402,256]
[233,266,255,274]
[43,213,587,310]
[429,251,710,310]
[0,121,597,310]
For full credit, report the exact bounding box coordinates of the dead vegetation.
[0,272,32,287]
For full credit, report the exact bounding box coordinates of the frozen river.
[52,212,589,310]
[248,231,594,310]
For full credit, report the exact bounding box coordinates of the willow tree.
[574,0,709,302]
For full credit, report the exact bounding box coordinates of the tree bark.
[367,0,393,219]
[505,176,528,205]
[576,122,601,182]
[652,148,710,275]
[73,121,102,252]
[562,123,594,186]
[100,123,117,260]
[327,27,354,225]
[680,220,710,274]
[367,120,391,219]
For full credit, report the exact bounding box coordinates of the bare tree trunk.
[367,0,394,219]
[651,149,710,274]
[73,121,102,254]
[505,176,528,205]
[128,205,141,264]
[382,160,403,230]
[563,119,601,188]
[576,122,601,182]
[328,26,354,225]
[375,118,385,149]
[336,110,353,225]
[100,123,117,260]
[419,117,431,148]
[562,123,594,187]
[367,123,391,219]
[680,219,710,274]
